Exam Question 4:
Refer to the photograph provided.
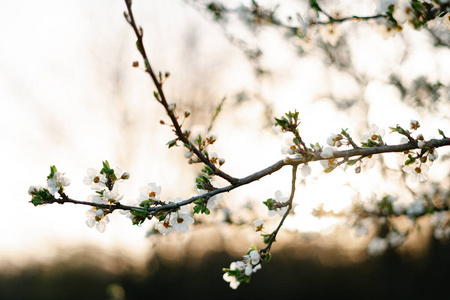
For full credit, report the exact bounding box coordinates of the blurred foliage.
[1,238,449,300]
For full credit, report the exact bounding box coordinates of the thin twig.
[124,0,238,184]
[261,165,298,254]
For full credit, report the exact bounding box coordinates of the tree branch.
[42,137,450,215]
[124,0,238,184]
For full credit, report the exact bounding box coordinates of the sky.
[0,0,449,270]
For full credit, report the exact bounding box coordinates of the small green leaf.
[347,160,357,166]
[202,165,214,176]
[30,196,43,206]
[47,165,57,179]
[323,166,336,173]
[167,140,178,149]
[193,198,204,205]
[136,40,145,56]
[405,154,416,165]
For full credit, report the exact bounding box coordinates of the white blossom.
[320,147,334,159]
[198,189,223,210]
[155,216,173,236]
[368,237,388,256]
[362,124,385,142]
[83,168,107,191]
[281,138,295,155]
[253,219,264,227]
[402,162,429,182]
[28,185,43,196]
[47,172,71,196]
[138,182,162,202]
[268,190,289,217]
[319,23,342,46]
[103,184,124,204]
[88,193,107,205]
[86,208,110,233]
[392,0,414,25]
[300,164,311,177]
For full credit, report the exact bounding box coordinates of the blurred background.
[0,0,449,299]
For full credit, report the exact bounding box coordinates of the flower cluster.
[83,161,129,232]
[392,120,439,182]
[184,133,225,167]
[369,0,449,38]
[348,191,450,257]
[222,248,262,289]
[122,182,163,226]
[28,166,71,206]
[47,167,71,196]
[154,197,194,235]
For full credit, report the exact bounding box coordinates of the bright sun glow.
[1,0,449,269]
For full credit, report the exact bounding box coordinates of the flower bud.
[121,172,130,180]
[168,103,176,112]
[132,61,139,67]
[28,185,40,196]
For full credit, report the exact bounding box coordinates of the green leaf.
[347,160,357,166]
[136,40,145,56]
[262,234,271,244]
[167,140,178,149]
[47,165,57,179]
[195,135,203,147]
[193,198,204,205]
[103,160,110,170]
[309,0,321,11]
[202,165,214,176]
[263,198,275,210]
[404,154,416,165]
[30,196,43,206]
[157,211,169,222]
[324,166,336,173]
[438,129,445,137]
[265,253,271,262]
